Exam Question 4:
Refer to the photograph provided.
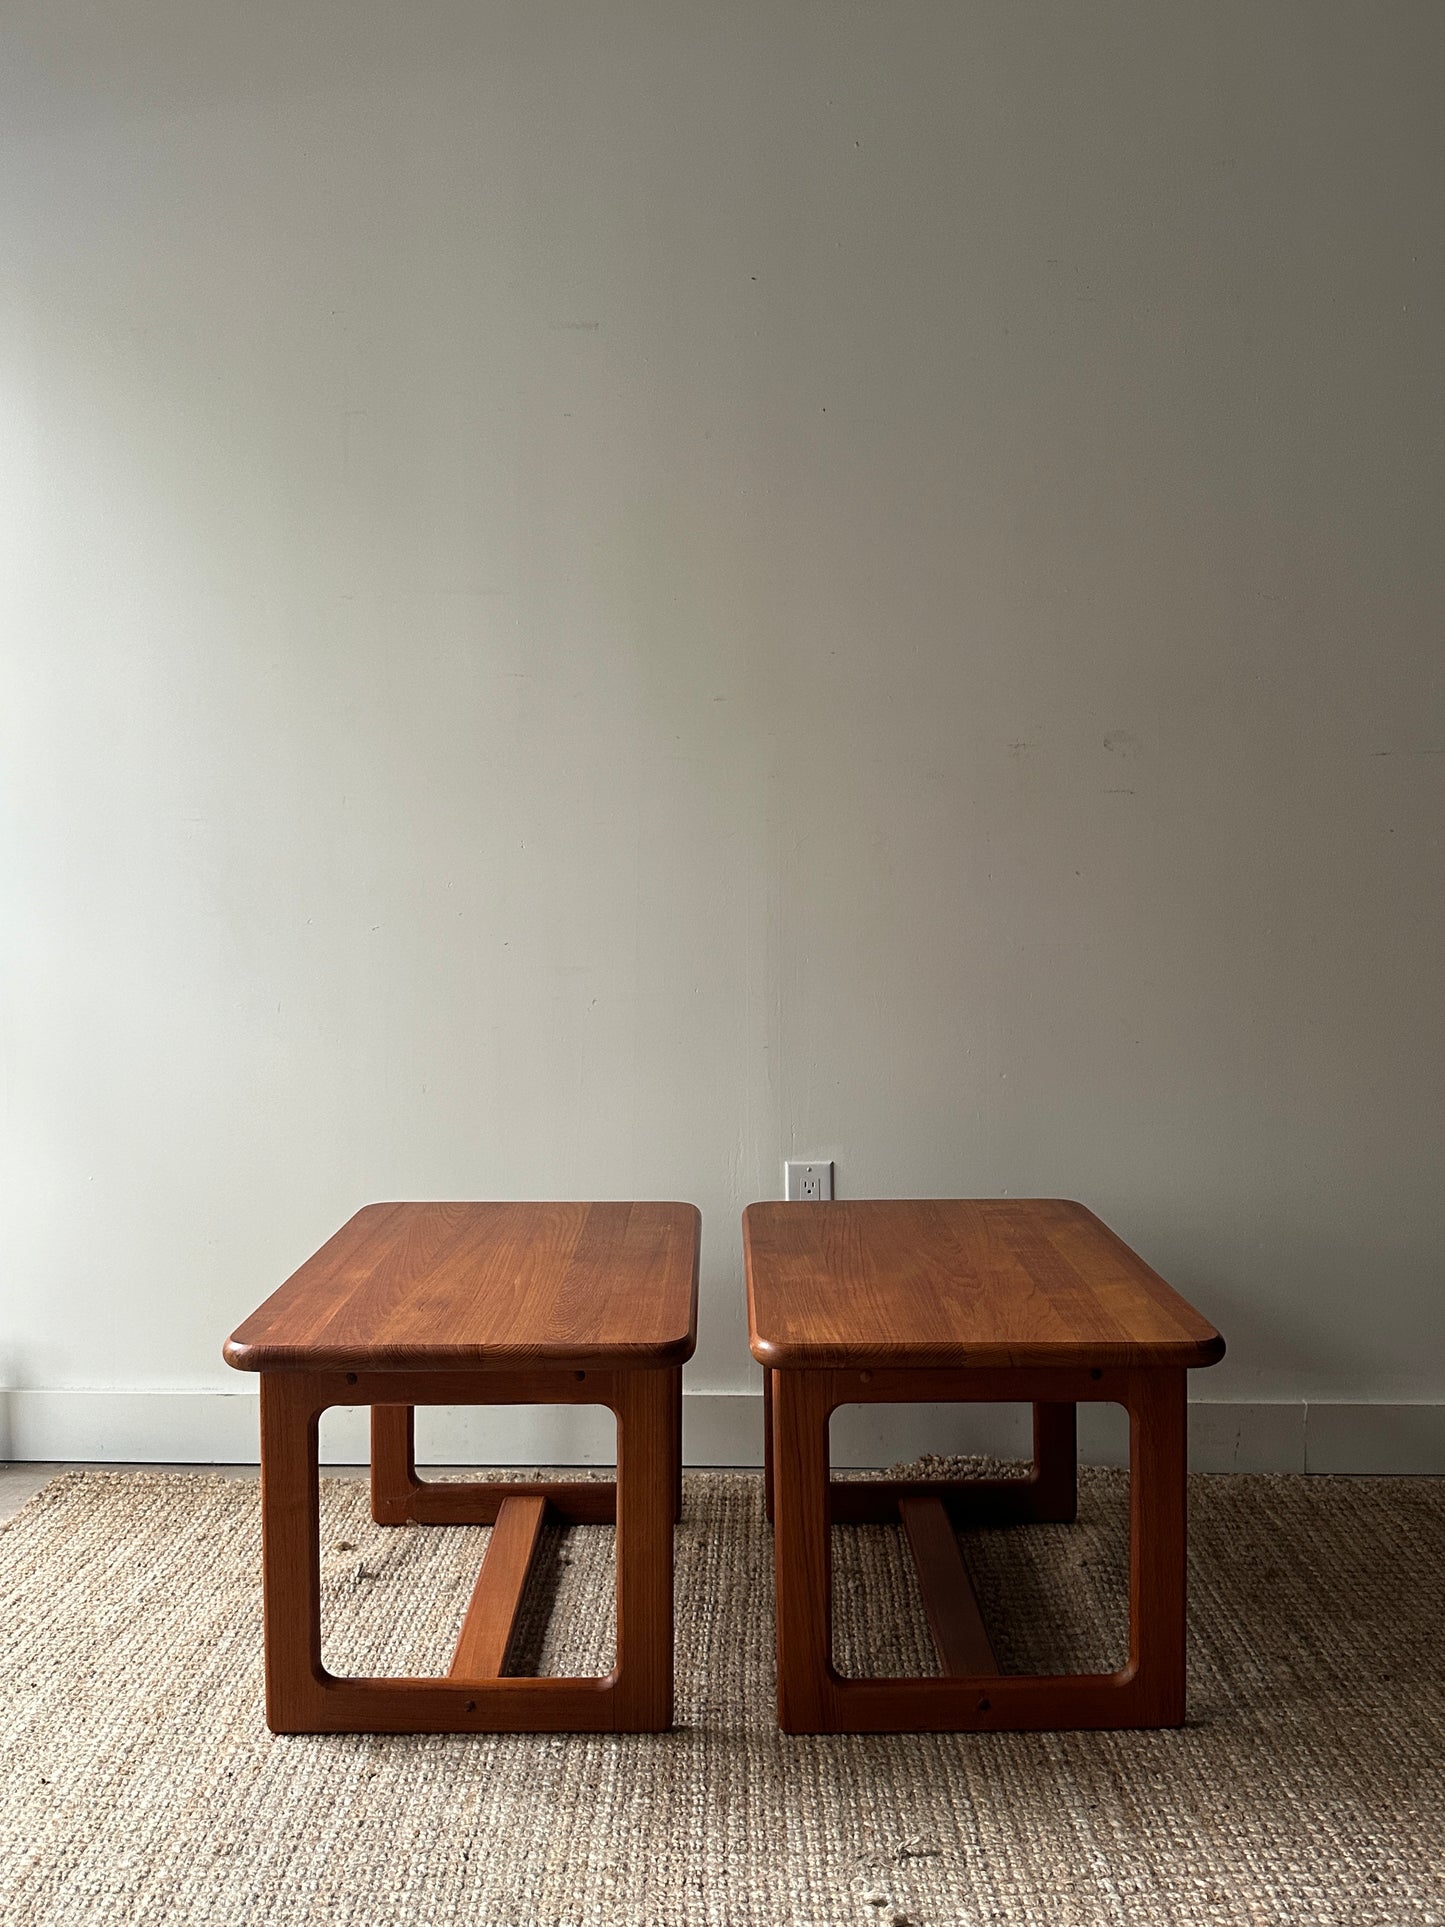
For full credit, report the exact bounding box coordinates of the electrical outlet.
[784,1159,833,1202]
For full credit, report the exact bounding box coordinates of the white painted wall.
[2,3,1442,1467]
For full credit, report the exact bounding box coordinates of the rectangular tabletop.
[225,1201,700,1374]
[745,1198,1223,1371]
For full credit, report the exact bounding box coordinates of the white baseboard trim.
[2,1389,1443,1474]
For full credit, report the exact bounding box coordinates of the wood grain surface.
[745,1198,1223,1369]
[448,1495,548,1679]
[225,1201,699,1373]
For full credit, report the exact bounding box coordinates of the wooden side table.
[225,1200,699,1734]
[745,1198,1224,1735]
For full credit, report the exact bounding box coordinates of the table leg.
[612,1370,676,1732]
[762,1367,775,1525]
[771,1370,835,1732]
[1127,1368,1187,1726]
[371,1404,419,1524]
[259,1373,325,1733]
[1031,1400,1078,1522]
[671,1366,684,1524]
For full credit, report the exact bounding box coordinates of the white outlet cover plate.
[784,1159,834,1202]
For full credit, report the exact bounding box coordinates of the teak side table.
[225,1200,699,1735]
[745,1198,1225,1735]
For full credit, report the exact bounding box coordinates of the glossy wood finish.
[898,1496,998,1677]
[227,1200,700,1373]
[745,1198,1224,1370]
[449,1496,547,1679]
[235,1203,699,1735]
[748,1200,1221,1735]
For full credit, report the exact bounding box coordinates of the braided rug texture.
[1,1466,1441,1926]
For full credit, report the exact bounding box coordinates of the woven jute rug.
[1,1466,1441,1926]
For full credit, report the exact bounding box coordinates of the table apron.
[256,1366,632,1417]
[792,1364,1140,1409]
